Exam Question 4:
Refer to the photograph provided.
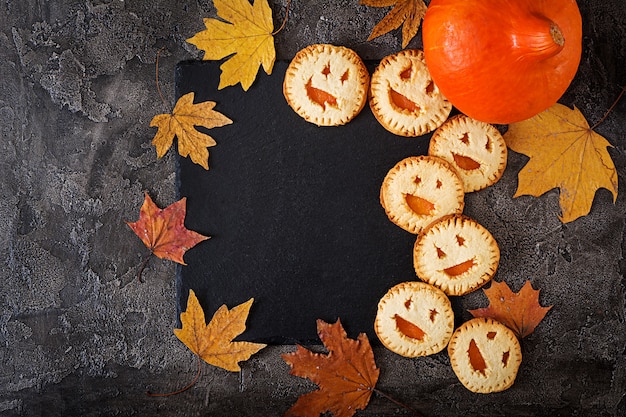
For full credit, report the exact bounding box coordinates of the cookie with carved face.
[370,49,452,136]
[375,281,454,357]
[380,156,465,234]
[283,44,370,126]
[448,317,522,393]
[429,114,507,192]
[413,214,499,296]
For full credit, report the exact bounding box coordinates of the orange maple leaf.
[469,280,553,339]
[282,319,380,417]
[126,193,209,265]
[150,92,232,170]
[361,0,427,48]
[504,103,618,223]
[174,289,266,372]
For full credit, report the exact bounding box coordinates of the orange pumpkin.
[422,0,582,124]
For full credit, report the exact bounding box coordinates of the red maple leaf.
[127,193,209,266]
[282,319,380,417]
[469,280,553,339]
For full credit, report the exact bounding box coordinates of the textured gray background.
[1,0,625,416]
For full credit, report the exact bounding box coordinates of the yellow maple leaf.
[361,0,427,48]
[150,92,232,170]
[174,290,266,372]
[504,103,618,223]
[186,0,276,91]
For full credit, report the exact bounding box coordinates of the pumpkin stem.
[550,23,565,47]
[512,16,564,61]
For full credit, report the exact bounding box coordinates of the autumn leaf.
[127,192,209,265]
[150,92,232,170]
[361,0,427,48]
[187,0,276,91]
[282,319,380,417]
[469,280,553,339]
[504,103,618,223]
[175,289,266,372]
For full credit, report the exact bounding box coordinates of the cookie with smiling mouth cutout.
[375,281,454,357]
[370,49,452,136]
[380,155,465,235]
[429,114,507,192]
[283,44,370,126]
[413,214,500,296]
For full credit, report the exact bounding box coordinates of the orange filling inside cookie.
[390,89,420,113]
[443,258,476,276]
[394,314,426,341]
[306,78,337,110]
[405,193,435,215]
[468,339,487,376]
[452,153,481,170]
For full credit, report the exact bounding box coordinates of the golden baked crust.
[429,114,507,192]
[283,44,369,126]
[413,214,499,296]
[370,49,451,136]
[448,317,522,393]
[380,155,464,234]
[375,281,454,357]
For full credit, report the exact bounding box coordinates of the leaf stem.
[146,355,202,397]
[155,47,170,111]
[374,388,426,417]
[136,252,153,283]
[272,0,292,36]
[591,85,626,130]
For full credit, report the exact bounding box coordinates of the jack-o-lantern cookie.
[448,317,522,393]
[429,114,507,192]
[380,156,464,234]
[283,44,370,126]
[370,49,451,136]
[413,214,499,296]
[375,281,454,357]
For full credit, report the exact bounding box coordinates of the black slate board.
[175,60,434,344]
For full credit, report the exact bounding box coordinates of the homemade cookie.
[380,156,464,234]
[375,281,454,357]
[413,214,499,296]
[429,114,507,192]
[448,317,522,393]
[283,44,370,126]
[370,49,452,136]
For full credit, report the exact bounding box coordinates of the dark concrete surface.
[0,1,624,416]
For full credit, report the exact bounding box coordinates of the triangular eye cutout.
[456,234,466,246]
[502,350,510,367]
[436,245,446,258]
[340,69,350,83]
[322,63,331,76]
[459,132,470,145]
[429,308,439,322]
[426,80,435,96]
[400,65,412,80]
